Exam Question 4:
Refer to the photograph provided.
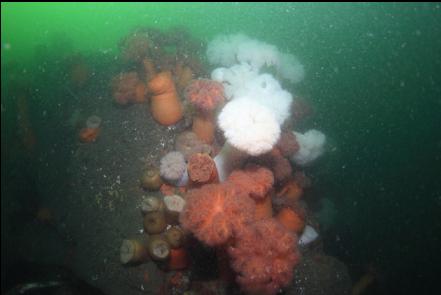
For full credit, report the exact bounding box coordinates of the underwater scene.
[1,2,441,295]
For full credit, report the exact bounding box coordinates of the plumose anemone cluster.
[116,30,331,295]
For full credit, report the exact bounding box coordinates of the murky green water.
[2,3,440,294]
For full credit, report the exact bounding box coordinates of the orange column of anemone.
[175,61,195,92]
[111,72,147,105]
[276,179,303,203]
[143,58,156,81]
[147,71,183,126]
[184,79,225,144]
[254,196,273,221]
[276,207,305,234]
[191,112,216,145]
[167,248,190,271]
[227,165,275,220]
[133,82,148,104]
[79,127,100,143]
[187,153,219,189]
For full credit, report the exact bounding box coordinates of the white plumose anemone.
[86,115,102,129]
[207,33,305,84]
[218,98,280,157]
[277,53,305,83]
[208,33,312,180]
[298,225,319,246]
[235,73,293,125]
[291,129,326,166]
[206,33,250,67]
[212,67,293,125]
[160,151,189,186]
[211,63,259,100]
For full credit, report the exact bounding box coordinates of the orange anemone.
[277,180,303,202]
[184,79,225,144]
[227,165,274,220]
[276,207,305,234]
[187,153,219,188]
[79,127,100,143]
[148,71,183,126]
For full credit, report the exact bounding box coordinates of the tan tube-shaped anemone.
[163,194,186,225]
[120,236,149,264]
[141,196,164,215]
[164,226,185,249]
[143,211,167,234]
[148,235,171,261]
[140,167,163,191]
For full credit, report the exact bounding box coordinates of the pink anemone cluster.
[180,183,255,247]
[228,219,300,295]
[185,79,225,111]
[227,164,274,200]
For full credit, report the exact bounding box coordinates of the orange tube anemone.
[148,71,183,126]
[187,153,219,188]
[112,72,147,105]
[276,207,305,234]
[277,179,303,202]
[276,131,300,157]
[227,165,274,220]
[185,79,225,144]
[175,131,212,161]
[134,82,147,103]
[79,127,100,143]
[167,248,190,271]
[254,196,273,221]
[191,112,216,145]
[175,61,194,92]
[143,58,156,81]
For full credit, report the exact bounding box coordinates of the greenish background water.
[2,2,441,294]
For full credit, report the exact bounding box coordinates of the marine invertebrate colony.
[180,183,255,246]
[214,98,281,181]
[228,219,299,295]
[227,165,275,220]
[227,165,274,201]
[209,35,304,182]
[207,33,304,83]
[115,30,332,295]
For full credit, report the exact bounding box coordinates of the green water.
[2,3,441,294]
[1,2,329,63]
